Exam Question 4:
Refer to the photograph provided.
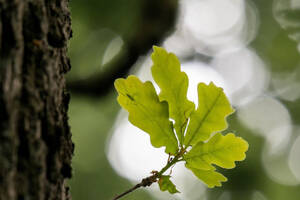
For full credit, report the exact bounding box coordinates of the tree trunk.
[0,0,73,199]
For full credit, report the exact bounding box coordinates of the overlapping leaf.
[186,164,227,188]
[184,82,235,146]
[184,133,249,170]
[158,175,179,194]
[151,46,195,144]
[114,75,178,154]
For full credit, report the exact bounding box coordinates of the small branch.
[113,174,158,200]
[113,183,142,200]
[113,148,186,200]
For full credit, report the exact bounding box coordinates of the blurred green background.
[67,0,300,199]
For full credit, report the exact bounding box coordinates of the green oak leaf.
[114,47,249,194]
[151,46,195,145]
[186,164,227,188]
[184,82,235,146]
[158,175,179,194]
[184,133,249,170]
[114,75,178,154]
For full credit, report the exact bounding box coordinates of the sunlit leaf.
[186,164,227,188]
[184,82,235,146]
[158,175,179,194]
[184,133,249,170]
[114,47,249,195]
[114,75,178,154]
[151,46,195,145]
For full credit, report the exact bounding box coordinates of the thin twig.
[113,174,158,200]
[113,183,142,200]
[113,148,186,200]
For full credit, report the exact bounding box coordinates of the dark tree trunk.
[0,0,73,199]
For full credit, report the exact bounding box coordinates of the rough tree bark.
[0,0,73,199]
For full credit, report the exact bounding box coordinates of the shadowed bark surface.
[0,0,73,199]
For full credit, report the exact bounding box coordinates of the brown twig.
[113,148,187,200]
[112,183,142,200]
[113,174,158,200]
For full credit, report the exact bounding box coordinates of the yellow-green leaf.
[114,75,178,154]
[151,46,195,145]
[184,133,249,170]
[186,164,227,188]
[184,82,234,146]
[158,175,179,194]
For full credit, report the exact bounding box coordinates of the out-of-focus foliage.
[68,0,140,80]
[68,0,300,199]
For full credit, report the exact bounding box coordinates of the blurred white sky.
[106,0,300,199]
